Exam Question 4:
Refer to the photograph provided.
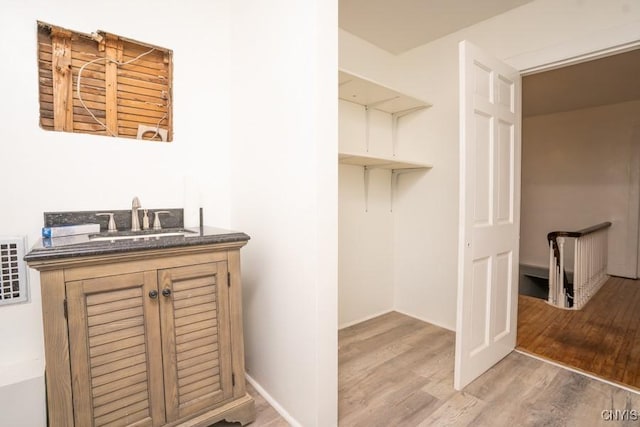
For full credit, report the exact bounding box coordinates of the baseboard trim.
[338,309,394,330]
[515,349,640,395]
[393,309,456,332]
[245,373,303,427]
[0,358,44,388]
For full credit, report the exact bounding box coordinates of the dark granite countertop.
[24,226,250,263]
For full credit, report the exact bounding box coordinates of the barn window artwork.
[37,21,173,142]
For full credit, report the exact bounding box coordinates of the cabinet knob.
[149,290,158,299]
[162,288,172,297]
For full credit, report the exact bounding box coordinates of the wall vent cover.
[0,237,28,305]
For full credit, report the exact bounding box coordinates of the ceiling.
[339,1,640,116]
[339,0,535,54]
[523,49,640,117]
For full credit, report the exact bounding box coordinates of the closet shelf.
[338,70,433,212]
[339,152,432,170]
[339,70,431,114]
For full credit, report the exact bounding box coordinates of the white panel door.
[454,40,521,390]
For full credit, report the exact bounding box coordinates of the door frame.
[513,37,640,77]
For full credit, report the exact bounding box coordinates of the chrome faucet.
[131,196,142,231]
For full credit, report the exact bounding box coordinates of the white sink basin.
[89,231,195,242]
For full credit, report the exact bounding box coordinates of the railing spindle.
[547,222,611,310]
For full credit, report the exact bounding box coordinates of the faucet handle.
[97,213,117,232]
[153,211,170,230]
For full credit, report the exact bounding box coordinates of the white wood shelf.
[339,152,432,212]
[339,152,432,170]
[338,70,433,212]
[339,70,431,114]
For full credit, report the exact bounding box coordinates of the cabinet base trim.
[169,394,255,427]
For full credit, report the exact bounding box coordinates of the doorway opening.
[516,47,640,390]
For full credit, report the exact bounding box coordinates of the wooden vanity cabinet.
[29,242,255,427]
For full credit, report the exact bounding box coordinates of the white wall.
[229,1,338,426]
[338,163,394,327]
[2,2,338,425]
[0,359,45,426]
[340,0,640,330]
[0,0,232,423]
[338,31,432,327]
[338,100,395,327]
[521,101,640,278]
[339,28,396,85]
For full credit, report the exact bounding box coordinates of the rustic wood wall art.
[37,21,173,142]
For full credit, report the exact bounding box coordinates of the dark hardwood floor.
[517,276,640,390]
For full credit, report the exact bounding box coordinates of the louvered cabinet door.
[66,271,166,427]
[157,262,233,422]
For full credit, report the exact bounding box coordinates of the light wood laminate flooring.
[517,276,640,390]
[217,309,640,426]
[339,311,640,426]
[211,381,289,427]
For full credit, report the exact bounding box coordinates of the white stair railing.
[547,222,611,310]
